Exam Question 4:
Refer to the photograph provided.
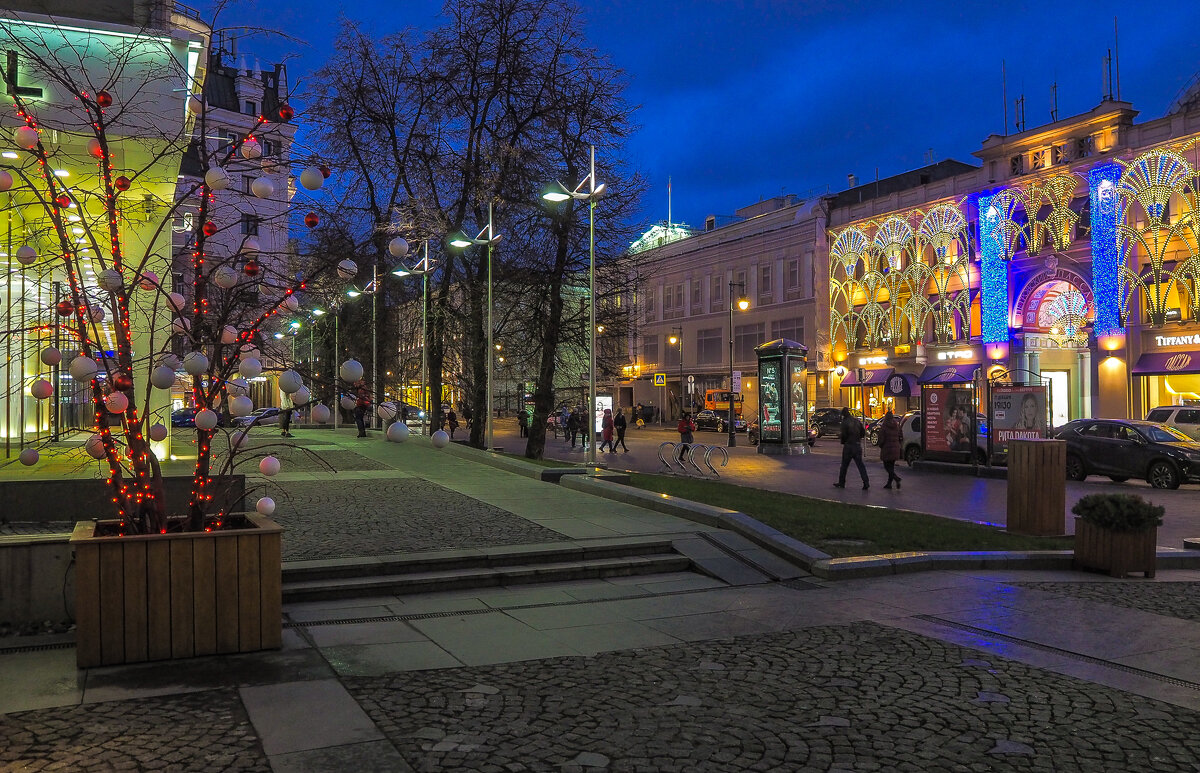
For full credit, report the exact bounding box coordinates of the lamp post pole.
[333,310,339,431]
[372,262,379,429]
[487,202,495,451]
[728,281,747,448]
[421,242,429,437]
[670,326,683,419]
[587,149,597,467]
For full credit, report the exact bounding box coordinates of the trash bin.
[1007,438,1066,536]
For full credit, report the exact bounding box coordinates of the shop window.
[734,323,763,362]
[696,328,722,364]
[771,317,804,344]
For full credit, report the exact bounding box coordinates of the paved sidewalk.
[5,430,1200,771]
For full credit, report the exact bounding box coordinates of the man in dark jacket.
[834,407,869,490]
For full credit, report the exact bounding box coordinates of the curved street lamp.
[449,203,502,450]
[728,282,750,447]
[393,241,436,436]
[669,327,684,418]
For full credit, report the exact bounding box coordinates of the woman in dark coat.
[878,410,903,489]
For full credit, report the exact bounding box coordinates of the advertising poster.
[594,394,613,433]
[991,385,1048,452]
[788,360,807,441]
[922,385,975,455]
[759,359,782,441]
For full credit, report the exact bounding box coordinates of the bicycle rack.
[657,442,730,478]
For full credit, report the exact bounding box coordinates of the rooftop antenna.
[667,176,672,226]
[1002,60,1009,137]
[1014,93,1026,132]
[1103,50,1113,101]
[1114,17,1121,100]
[1050,81,1059,122]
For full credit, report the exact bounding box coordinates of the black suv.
[1055,418,1200,489]
[693,408,746,433]
[810,407,860,437]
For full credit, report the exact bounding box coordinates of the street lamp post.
[728,281,749,447]
[450,203,502,450]
[543,145,606,467]
[393,241,435,436]
[669,327,683,418]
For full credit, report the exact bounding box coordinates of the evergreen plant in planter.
[1072,493,1163,579]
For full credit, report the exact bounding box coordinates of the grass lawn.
[623,472,1074,558]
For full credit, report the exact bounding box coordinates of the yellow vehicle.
[703,389,743,417]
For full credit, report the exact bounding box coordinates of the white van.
[1145,406,1200,440]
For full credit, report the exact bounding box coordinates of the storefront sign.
[858,355,887,366]
[937,348,976,361]
[1155,334,1200,347]
[991,385,1048,452]
[922,385,975,455]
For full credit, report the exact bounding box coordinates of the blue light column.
[977,192,1009,344]
[1088,163,1123,337]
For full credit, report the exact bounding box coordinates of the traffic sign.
[653,373,666,387]
[731,370,742,392]
[687,375,695,383]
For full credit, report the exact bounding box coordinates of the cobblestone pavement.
[0,688,269,772]
[1016,581,1200,623]
[346,621,1200,772]
[216,443,393,473]
[268,478,570,560]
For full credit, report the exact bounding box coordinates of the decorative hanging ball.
[167,292,186,312]
[311,403,331,423]
[105,391,129,414]
[240,138,262,160]
[241,236,261,254]
[377,401,398,421]
[337,259,357,280]
[194,408,218,430]
[138,270,159,290]
[239,357,262,378]
[96,90,113,108]
[202,221,218,237]
[292,385,311,405]
[277,103,295,122]
[55,300,74,316]
[431,429,450,449]
[304,212,319,228]
[171,316,191,334]
[240,344,261,361]
[112,371,134,391]
[250,176,275,199]
[220,325,239,344]
[230,430,250,450]
[320,165,331,179]
[150,365,176,390]
[85,433,107,459]
[243,259,260,277]
[31,379,54,400]
[386,421,409,443]
[204,167,230,190]
[86,138,104,158]
[98,268,123,292]
[114,176,131,192]
[213,265,238,289]
[256,497,276,515]
[40,347,61,366]
[183,351,209,375]
[157,352,181,370]
[299,166,324,190]
[283,295,299,312]
[16,245,38,265]
[388,237,409,259]
[229,395,254,417]
[54,193,71,208]
[149,423,168,442]
[227,377,249,396]
[18,447,39,466]
[88,306,105,323]
[340,359,364,383]
[0,169,12,191]
[187,96,204,114]
[340,395,357,411]
[259,456,281,476]
[278,370,302,394]
[14,126,39,149]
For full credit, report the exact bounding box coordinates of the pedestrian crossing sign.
[653,373,666,386]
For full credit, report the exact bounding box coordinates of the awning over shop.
[918,363,982,383]
[840,367,893,387]
[1131,350,1200,375]
[884,372,920,397]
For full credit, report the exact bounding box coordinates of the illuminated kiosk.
[754,339,808,455]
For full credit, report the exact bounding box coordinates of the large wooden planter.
[70,514,282,668]
[1073,517,1157,579]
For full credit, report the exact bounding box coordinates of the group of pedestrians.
[834,407,902,491]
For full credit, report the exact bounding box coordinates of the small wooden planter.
[71,514,282,668]
[1073,517,1157,579]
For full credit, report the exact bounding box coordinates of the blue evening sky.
[202,0,1200,229]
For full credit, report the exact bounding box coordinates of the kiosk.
[755,339,809,455]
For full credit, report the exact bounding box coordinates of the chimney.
[847,173,857,189]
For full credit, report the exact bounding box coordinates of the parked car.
[1054,418,1200,489]
[231,407,281,428]
[899,410,989,465]
[170,407,225,428]
[693,408,746,433]
[1145,406,1200,440]
[810,407,861,437]
[747,419,818,447]
[866,415,887,446]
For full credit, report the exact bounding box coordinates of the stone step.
[281,552,694,602]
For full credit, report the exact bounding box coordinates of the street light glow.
[312,309,326,316]
[346,289,361,298]
[449,236,473,249]
[541,190,570,203]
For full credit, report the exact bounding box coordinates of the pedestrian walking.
[613,408,629,452]
[463,405,473,429]
[834,407,869,490]
[634,403,644,429]
[352,380,370,438]
[447,407,459,439]
[676,411,696,462]
[878,410,903,489]
[566,408,580,448]
[518,409,528,438]
[599,408,615,452]
[279,390,295,438]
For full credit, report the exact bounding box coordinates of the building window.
[691,279,702,310]
[240,214,260,235]
[1010,155,1024,176]
[759,264,772,303]
[734,323,763,363]
[1031,148,1047,171]
[710,276,724,312]
[771,316,804,344]
[663,282,685,319]
[263,139,277,157]
[785,259,800,295]
[642,336,658,366]
[802,250,814,297]
[1052,144,1068,165]
[644,287,657,321]
[243,176,254,195]
[696,327,722,364]
[244,100,257,116]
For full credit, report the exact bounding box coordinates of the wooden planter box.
[70,514,282,668]
[1073,517,1157,579]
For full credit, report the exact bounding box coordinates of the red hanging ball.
[243,259,261,277]
[56,300,74,316]
[277,103,295,122]
[202,221,218,237]
[304,212,319,228]
[55,194,71,208]
[113,372,134,391]
[319,165,331,179]
[115,176,131,191]
[96,91,113,108]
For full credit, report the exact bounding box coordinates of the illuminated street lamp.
[728,281,750,447]
[449,203,502,449]
[669,327,684,417]
[543,145,605,467]
[392,241,436,435]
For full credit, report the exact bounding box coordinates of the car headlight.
[1184,451,1200,463]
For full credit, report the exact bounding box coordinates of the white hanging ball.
[227,377,250,396]
[138,270,159,290]
[85,433,107,459]
[239,345,261,361]
[378,401,397,421]
[256,496,276,515]
[105,391,129,414]
[213,265,238,289]
[283,295,299,312]
[0,169,12,191]
[229,395,254,417]
[292,385,311,405]
[167,292,186,312]
[431,429,450,449]
[204,167,230,190]
[241,236,261,254]
[339,359,364,383]
[148,423,168,442]
[230,430,250,450]
[88,306,105,323]
[14,126,38,149]
[299,166,324,190]
[386,421,409,443]
[31,379,54,399]
[171,316,192,334]
[69,355,98,382]
[250,177,275,199]
[194,408,219,430]
[187,96,204,114]
[16,245,37,265]
[86,137,103,158]
[337,259,358,280]
[221,325,239,344]
[239,357,262,378]
[388,237,409,259]
[157,353,181,370]
[40,347,62,366]
[278,370,303,393]
[259,455,280,476]
[183,351,209,375]
[240,138,262,160]
[18,447,39,466]
[150,365,176,389]
[98,269,124,292]
[311,403,331,423]
[340,395,356,411]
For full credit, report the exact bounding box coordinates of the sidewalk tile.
[240,678,382,755]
